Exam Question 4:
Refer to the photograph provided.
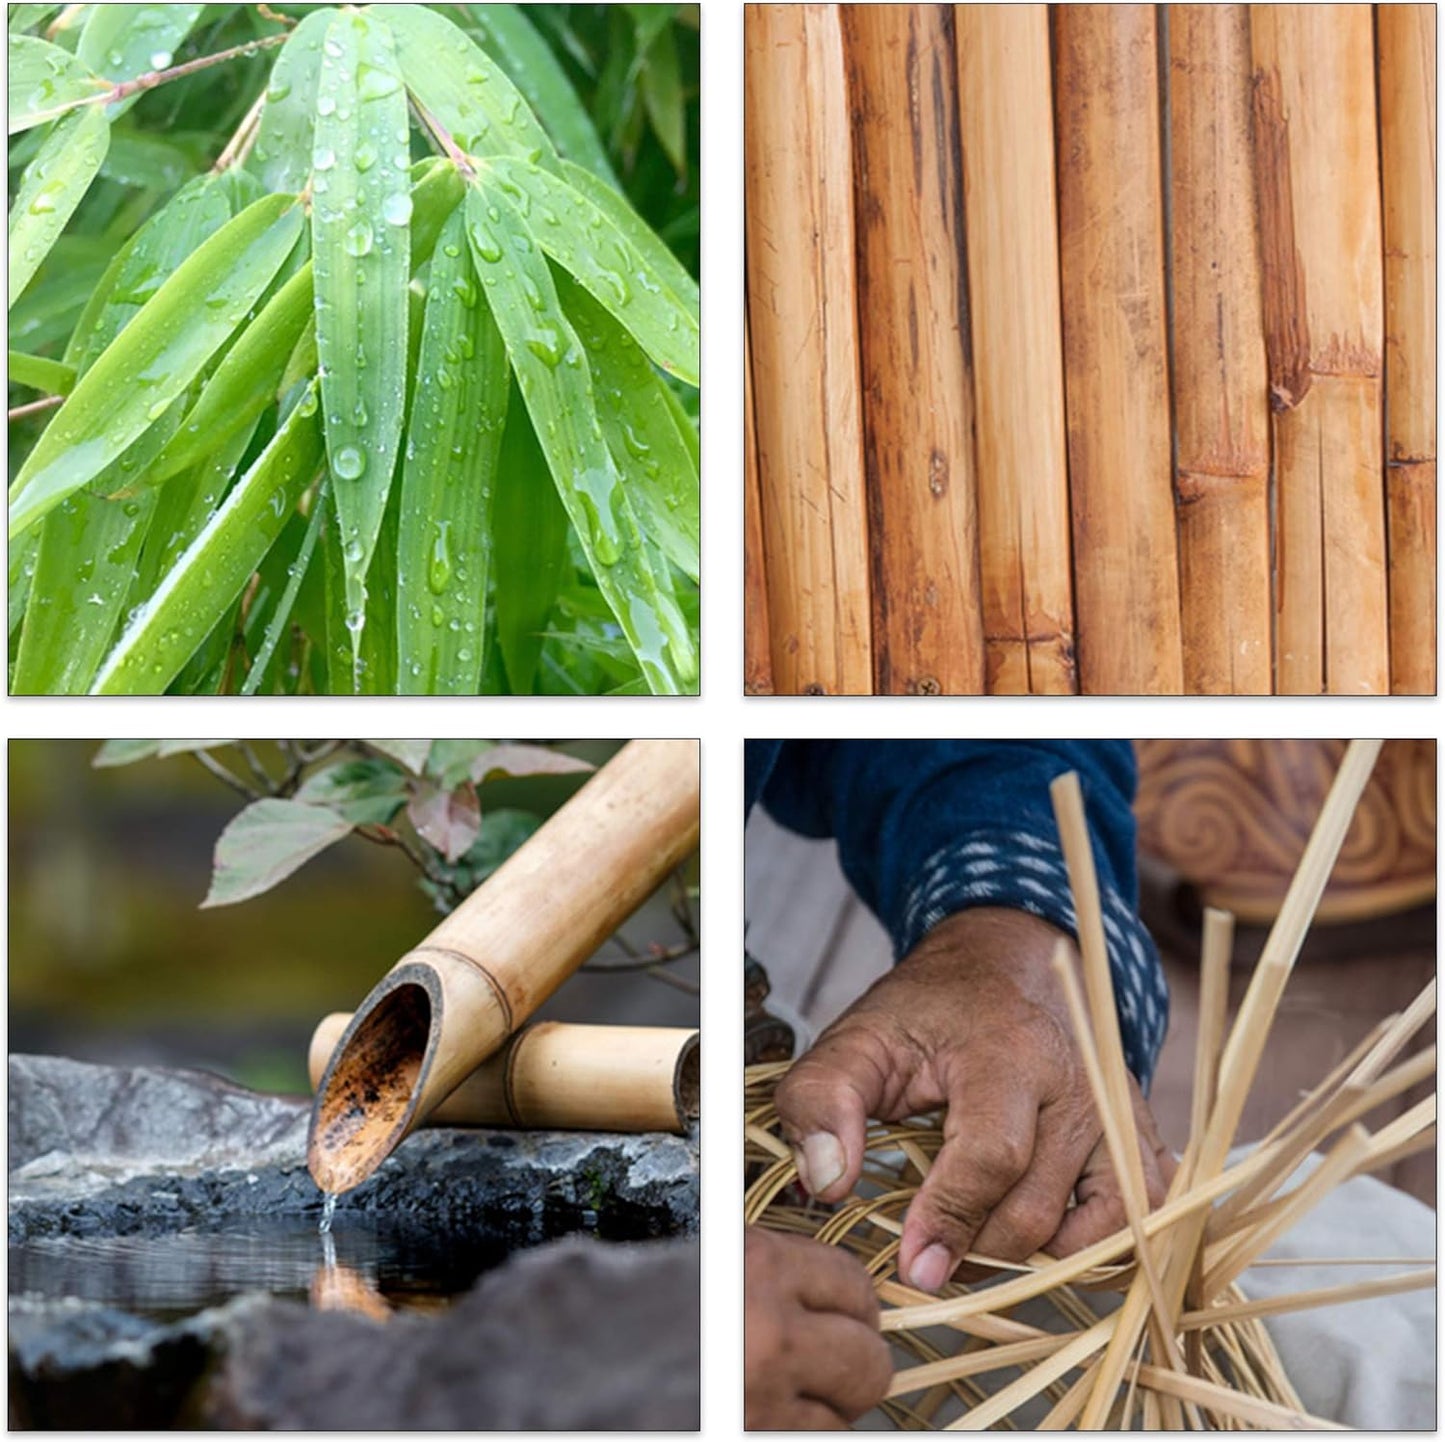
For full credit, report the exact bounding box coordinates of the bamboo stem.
[955,4,1075,695]
[840,5,984,696]
[742,304,774,695]
[744,4,872,695]
[1167,5,1271,694]
[1053,4,1182,694]
[1378,5,1437,694]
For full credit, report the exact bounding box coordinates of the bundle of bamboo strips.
[745,740,1437,1427]
[743,5,1436,695]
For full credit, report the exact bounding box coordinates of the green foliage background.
[7,3,700,695]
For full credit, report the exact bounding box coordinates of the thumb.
[774,1025,886,1203]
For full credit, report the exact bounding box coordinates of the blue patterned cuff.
[895,829,1169,1089]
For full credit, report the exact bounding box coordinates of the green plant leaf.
[311,5,410,656]
[396,206,507,694]
[456,3,616,186]
[492,383,568,693]
[558,272,698,582]
[9,6,66,36]
[425,738,494,786]
[364,740,432,773]
[470,742,594,785]
[93,738,163,768]
[7,349,74,394]
[90,380,324,694]
[465,179,695,694]
[482,154,697,384]
[201,796,355,908]
[9,105,109,308]
[9,191,303,538]
[407,778,481,861]
[77,2,204,116]
[239,482,325,696]
[100,127,200,191]
[250,6,335,195]
[294,754,408,824]
[638,20,685,178]
[372,2,556,167]
[8,35,107,134]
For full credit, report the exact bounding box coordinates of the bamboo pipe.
[954,4,1075,696]
[1377,5,1437,694]
[744,4,872,695]
[743,304,774,695]
[1167,6,1271,694]
[307,739,700,1194]
[1052,4,1183,695]
[309,1016,699,1134]
[1252,5,1387,694]
[841,4,985,697]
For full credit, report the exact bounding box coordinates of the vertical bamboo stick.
[1252,5,1388,694]
[1377,5,1437,694]
[841,4,984,695]
[1167,6,1272,694]
[744,4,872,694]
[743,304,774,695]
[1053,4,1183,694]
[954,4,1076,695]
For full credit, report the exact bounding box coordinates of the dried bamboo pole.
[309,1017,699,1134]
[308,740,700,1193]
[954,4,1075,695]
[743,304,774,695]
[1166,6,1271,694]
[839,5,984,696]
[1377,4,1437,694]
[1252,5,1388,694]
[744,4,872,694]
[1052,4,1182,694]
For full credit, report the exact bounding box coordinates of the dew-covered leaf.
[7,349,74,394]
[396,206,507,694]
[482,155,697,384]
[99,127,200,191]
[250,6,334,194]
[558,272,698,582]
[239,482,325,696]
[8,104,109,308]
[465,179,695,694]
[311,5,410,657]
[8,35,107,134]
[408,778,481,862]
[9,192,303,539]
[201,797,355,908]
[77,3,203,116]
[90,380,324,694]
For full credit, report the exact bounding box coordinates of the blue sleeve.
[754,741,1168,1089]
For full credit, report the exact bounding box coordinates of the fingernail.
[790,1145,812,1193]
[801,1132,845,1195]
[907,1242,954,1294]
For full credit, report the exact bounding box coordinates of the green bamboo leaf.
[638,21,686,178]
[201,797,355,908]
[90,381,324,694]
[9,6,66,36]
[396,206,508,694]
[465,180,695,694]
[9,192,304,539]
[311,5,410,654]
[240,484,326,696]
[482,155,698,384]
[8,35,107,134]
[8,529,39,638]
[492,381,568,693]
[250,7,335,195]
[7,350,74,394]
[371,2,556,167]
[77,3,203,116]
[99,127,200,191]
[457,4,616,186]
[8,105,110,308]
[9,236,112,354]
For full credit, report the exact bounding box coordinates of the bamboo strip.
[840,4,984,696]
[947,1317,1114,1432]
[1252,5,1387,694]
[1052,4,1182,694]
[742,303,774,695]
[744,4,871,694]
[1377,5,1437,694]
[1127,1361,1347,1431]
[1179,1267,1436,1331]
[1167,6,1271,693]
[888,1333,1077,1399]
[1191,909,1234,1153]
[954,4,1075,695]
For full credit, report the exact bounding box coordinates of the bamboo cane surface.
[743,4,1435,694]
[745,743,1437,1427]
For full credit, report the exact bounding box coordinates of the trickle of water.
[318,1192,338,1235]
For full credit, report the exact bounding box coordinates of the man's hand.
[774,908,1174,1293]
[744,1228,893,1428]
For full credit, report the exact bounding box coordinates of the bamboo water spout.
[307,739,700,1194]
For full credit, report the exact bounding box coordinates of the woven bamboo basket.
[743,5,1436,696]
[744,741,1437,1427]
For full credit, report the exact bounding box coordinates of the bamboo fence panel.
[744,3,872,695]
[955,4,1076,695]
[1378,4,1437,695]
[743,3,1434,695]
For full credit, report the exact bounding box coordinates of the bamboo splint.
[743,5,1434,695]
[745,740,1436,1428]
